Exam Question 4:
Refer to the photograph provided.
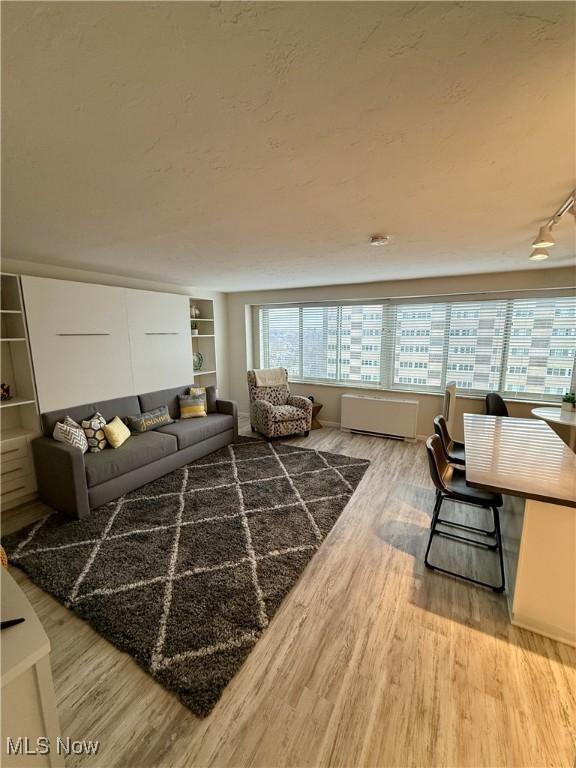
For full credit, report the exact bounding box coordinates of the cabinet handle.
[56,333,110,337]
[145,332,179,336]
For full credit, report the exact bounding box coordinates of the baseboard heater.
[340,394,419,440]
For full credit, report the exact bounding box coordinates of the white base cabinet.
[1,569,64,768]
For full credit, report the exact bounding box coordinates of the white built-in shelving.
[0,273,41,510]
[189,298,217,390]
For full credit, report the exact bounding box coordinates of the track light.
[532,225,555,248]
[529,248,549,261]
[529,189,575,261]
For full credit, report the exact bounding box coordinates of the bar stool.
[485,392,509,417]
[424,435,505,593]
[433,414,465,466]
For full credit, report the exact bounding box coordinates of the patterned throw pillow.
[102,416,131,449]
[180,388,207,419]
[53,416,88,453]
[81,412,107,452]
[127,405,174,433]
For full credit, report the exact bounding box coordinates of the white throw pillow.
[53,416,88,454]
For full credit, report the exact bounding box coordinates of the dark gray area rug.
[3,437,369,716]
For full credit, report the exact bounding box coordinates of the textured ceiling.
[2,1,575,291]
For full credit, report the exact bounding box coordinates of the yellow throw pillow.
[179,388,207,419]
[103,416,131,448]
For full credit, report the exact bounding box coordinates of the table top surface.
[532,406,576,428]
[1,568,50,687]
[464,414,576,508]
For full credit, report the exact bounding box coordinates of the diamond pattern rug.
[2,437,369,716]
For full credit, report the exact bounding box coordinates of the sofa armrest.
[287,394,313,415]
[31,437,90,519]
[216,398,238,441]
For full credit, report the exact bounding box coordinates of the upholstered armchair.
[247,368,312,439]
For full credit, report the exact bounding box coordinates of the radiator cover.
[340,394,419,439]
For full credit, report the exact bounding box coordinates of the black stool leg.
[492,506,506,593]
[425,498,506,592]
[425,493,443,566]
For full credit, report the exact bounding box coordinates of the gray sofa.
[32,385,238,519]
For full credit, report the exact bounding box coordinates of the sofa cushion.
[84,431,178,487]
[42,396,141,437]
[157,413,234,450]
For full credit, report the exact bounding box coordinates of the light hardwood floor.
[3,422,576,768]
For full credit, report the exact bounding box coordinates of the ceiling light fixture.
[532,225,555,248]
[370,234,390,246]
[529,189,575,260]
[529,248,549,262]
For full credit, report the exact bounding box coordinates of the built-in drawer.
[1,473,37,499]
[0,437,28,463]
[1,456,32,480]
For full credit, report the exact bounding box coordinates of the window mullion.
[381,304,393,389]
[499,300,514,393]
[440,303,451,390]
[336,306,342,384]
[298,307,304,379]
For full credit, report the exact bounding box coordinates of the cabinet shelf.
[190,317,214,322]
[1,338,26,342]
[193,370,217,377]
[192,334,215,339]
[1,426,40,441]
[0,397,36,409]
[0,310,22,315]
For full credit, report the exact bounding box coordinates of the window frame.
[257,292,576,403]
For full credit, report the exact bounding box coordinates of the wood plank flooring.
[3,423,575,768]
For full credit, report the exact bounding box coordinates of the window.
[259,295,576,400]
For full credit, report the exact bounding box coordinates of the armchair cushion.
[271,404,307,423]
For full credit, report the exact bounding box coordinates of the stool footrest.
[436,517,496,537]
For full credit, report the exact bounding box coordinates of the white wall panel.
[22,278,194,412]
[125,289,192,393]
[22,276,134,412]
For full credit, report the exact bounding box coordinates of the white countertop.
[532,406,576,428]
[1,567,50,687]
[464,415,576,508]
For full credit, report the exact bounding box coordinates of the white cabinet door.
[125,289,193,393]
[21,276,134,412]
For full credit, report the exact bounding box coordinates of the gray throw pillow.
[127,405,174,433]
[205,385,217,413]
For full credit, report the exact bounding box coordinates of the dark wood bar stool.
[433,414,465,465]
[424,435,505,593]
